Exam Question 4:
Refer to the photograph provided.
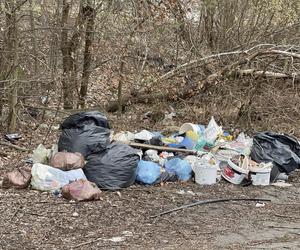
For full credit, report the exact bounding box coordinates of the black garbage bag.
[251,132,300,176]
[84,143,140,190]
[58,111,110,157]
[58,127,110,157]
[60,111,109,129]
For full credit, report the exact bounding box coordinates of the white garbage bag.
[31,163,86,192]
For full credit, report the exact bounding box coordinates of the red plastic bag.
[2,166,32,189]
[61,179,102,201]
[51,152,85,170]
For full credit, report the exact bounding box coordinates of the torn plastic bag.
[31,163,86,192]
[165,158,192,181]
[60,111,109,129]
[2,165,32,189]
[58,126,110,157]
[136,160,161,185]
[84,143,140,190]
[61,179,102,201]
[50,152,85,170]
[251,132,300,176]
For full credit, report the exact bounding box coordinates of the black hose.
[150,198,271,218]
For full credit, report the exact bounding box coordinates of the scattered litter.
[136,160,161,185]
[4,133,21,142]
[204,117,223,146]
[32,144,51,164]
[194,161,218,185]
[144,150,160,163]
[2,165,32,189]
[113,131,135,143]
[31,163,86,192]
[250,162,273,186]
[107,236,125,242]
[58,111,110,157]
[272,182,293,187]
[84,143,140,190]
[122,231,133,237]
[62,179,102,201]
[165,158,192,181]
[72,212,79,217]
[255,202,266,208]
[251,132,300,181]
[221,157,249,185]
[134,130,155,141]
[3,111,298,205]
[176,190,185,195]
[51,152,85,170]
[187,190,196,196]
[179,123,205,135]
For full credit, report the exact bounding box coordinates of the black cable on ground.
[150,198,271,218]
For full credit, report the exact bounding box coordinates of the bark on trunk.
[60,0,85,110]
[79,2,96,108]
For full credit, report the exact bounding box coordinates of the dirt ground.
[1,169,300,250]
[1,111,300,250]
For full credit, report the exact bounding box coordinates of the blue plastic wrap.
[136,160,161,185]
[165,158,192,181]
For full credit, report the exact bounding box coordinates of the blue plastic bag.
[136,160,161,184]
[165,158,192,181]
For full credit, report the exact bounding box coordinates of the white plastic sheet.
[31,163,86,192]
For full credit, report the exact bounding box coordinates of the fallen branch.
[200,49,300,88]
[150,198,272,218]
[268,49,300,59]
[0,141,30,152]
[237,69,299,79]
[153,48,300,86]
[152,50,245,84]
[125,142,200,155]
[106,88,193,112]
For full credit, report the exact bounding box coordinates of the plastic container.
[179,123,204,135]
[194,162,217,185]
[221,159,249,185]
[250,162,272,186]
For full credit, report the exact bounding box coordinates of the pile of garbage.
[2,111,300,201]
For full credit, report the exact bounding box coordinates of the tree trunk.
[61,0,85,110]
[29,0,38,75]
[79,2,96,108]
[4,0,19,132]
